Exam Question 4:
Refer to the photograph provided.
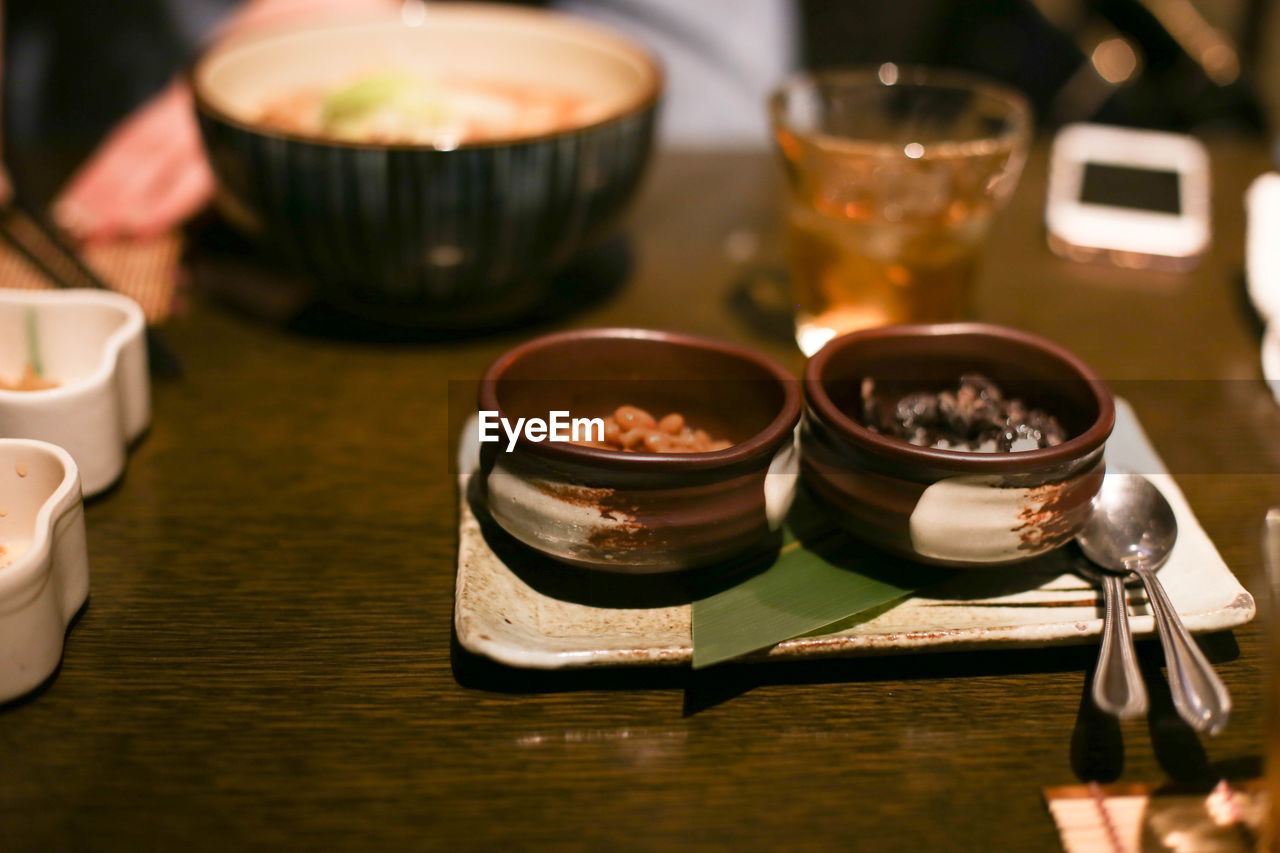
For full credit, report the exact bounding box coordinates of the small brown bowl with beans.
[802,323,1115,567]
[477,328,801,574]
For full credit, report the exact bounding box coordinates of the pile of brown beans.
[573,405,732,453]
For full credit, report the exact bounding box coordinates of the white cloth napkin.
[1246,172,1280,404]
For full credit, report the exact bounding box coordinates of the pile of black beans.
[858,374,1067,452]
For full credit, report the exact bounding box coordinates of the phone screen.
[1079,162,1181,214]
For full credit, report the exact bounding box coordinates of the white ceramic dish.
[0,439,88,702]
[454,400,1255,669]
[0,289,150,496]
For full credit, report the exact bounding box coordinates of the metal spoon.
[1075,558,1148,719]
[1077,470,1232,734]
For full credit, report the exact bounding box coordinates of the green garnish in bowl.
[24,307,42,377]
[320,72,447,133]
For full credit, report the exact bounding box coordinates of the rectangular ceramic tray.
[453,400,1256,669]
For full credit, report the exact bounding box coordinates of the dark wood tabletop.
[5,140,1280,852]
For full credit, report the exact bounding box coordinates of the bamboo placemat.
[1045,780,1267,852]
[0,232,183,322]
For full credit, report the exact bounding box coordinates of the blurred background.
[5,0,1280,200]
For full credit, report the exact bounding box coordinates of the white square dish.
[454,400,1255,669]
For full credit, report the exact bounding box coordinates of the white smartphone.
[1046,123,1211,271]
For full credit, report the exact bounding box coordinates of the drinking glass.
[769,65,1031,355]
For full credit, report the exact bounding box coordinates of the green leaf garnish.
[691,488,950,668]
[321,73,421,127]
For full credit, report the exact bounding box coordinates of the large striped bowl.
[191,5,660,328]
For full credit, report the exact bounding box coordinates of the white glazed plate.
[454,400,1255,669]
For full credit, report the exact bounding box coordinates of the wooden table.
[5,141,1280,851]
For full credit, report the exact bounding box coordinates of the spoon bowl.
[1077,472,1177,574]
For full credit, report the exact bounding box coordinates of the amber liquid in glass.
[779,135,1016,356]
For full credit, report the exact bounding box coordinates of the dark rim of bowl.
[189,7,664,152]
[803,322,1115,473]
[479,328,802,472]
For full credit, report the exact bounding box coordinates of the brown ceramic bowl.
[478,329,801,573]
[802,323,1115,567]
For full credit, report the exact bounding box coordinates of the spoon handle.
[1093,573,1149,719]
[1135,566,1232,734]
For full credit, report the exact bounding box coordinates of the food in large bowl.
[192,4,661,327]
[478,329,802,574]
[801,323,1115,567]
